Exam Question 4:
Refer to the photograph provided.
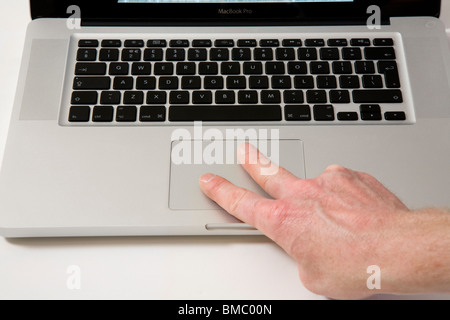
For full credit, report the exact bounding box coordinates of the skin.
[199,143,450,299]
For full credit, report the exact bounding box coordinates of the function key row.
[78,38,394,48]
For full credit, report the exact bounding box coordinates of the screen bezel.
[30,0,441,25]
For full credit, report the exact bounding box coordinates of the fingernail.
[200,173,215,183]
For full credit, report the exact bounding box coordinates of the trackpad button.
[169,139,305,210]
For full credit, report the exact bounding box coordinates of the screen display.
[118,0,353,3]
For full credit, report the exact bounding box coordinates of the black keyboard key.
[101,40,121,47]
[123,91,144,104]
[181,76,201,89]
[232,48,251,61]
[307,90,327,104]
[199,62,218,75]
[210,48,229,61]
[283,90,304,104]
[342,48,362,60]
[288,62,307,74]
[353,90,403,103]
[362,75,383,88]
[69,106,91,122]
[146,91,167,104]
[136,77,156,90]
[75,63,107,75]
[266,62,285,75]
[243,62,263,75]
[166,48,186,61]
[276,48,295,60]
[92,106,114,122]
[260,39,279,47]
[305,39,325,47]
[254,48,273,60]
[100,91,121,104]
[131,62,151,75]
[294,76,314,89]
[215,91,235,104]
[221,62,240,75]
[122,49,142,61]
[109,62,129,75]
[79,40,99,48]
[261,90,281,103]
[144,48,163,61]
[384,111,406,121]
[147,40,167,47]
[192,91,213,104]
[298,48,317,60]
[364,47,396,60]
[238,91,258,104]
[329,90,350,103]
[113,77,133,90]
[73,77,111,90]
[313,105,335,121]
[378,61,401,88]
[169,105,282,121]
[337,112,358,121]
[249,76,269,89]
[71,91,98,104]
[285,105,311,121]
[350,38,371,46]
[177,62,196,75]
[159,77,179,90]
[188,48,208,61]
[140,106,166,122]
[360,104,382,121]
[170,91,190,104]
[320,48,340,60]
[77,49,97,61]
[192,40,212,47]
[237,39,257,47]
[317,76,337,89]
[327,39,348,47]
[154,62,174,75]
[116,106,137,122]
[373,38,394,46]
[310,62,330,74]
[99,49,119,61]
[339,75,360,89]
[282,39,302,47]
[215,39,234,47]
[355,61,375,74]
[272,76,291,89]
[170,40,190,47]
[332,61,352,74]
[204,76,224,89]
[124,40,144,47]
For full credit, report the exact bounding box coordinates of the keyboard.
[63,34,412,125]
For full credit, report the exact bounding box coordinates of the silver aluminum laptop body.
[0,1,449,237]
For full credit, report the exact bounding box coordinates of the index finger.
[199,173,292,241]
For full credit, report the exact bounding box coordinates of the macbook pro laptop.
[0,0,449,237]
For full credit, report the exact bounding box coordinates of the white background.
[0,0,449,300]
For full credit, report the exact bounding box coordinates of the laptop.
[0,0,448,237]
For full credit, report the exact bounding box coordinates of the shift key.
[353,90,403,103]
[73,77,111,90]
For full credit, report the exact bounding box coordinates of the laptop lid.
[30,0,441,26]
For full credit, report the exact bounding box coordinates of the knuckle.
[228,188,249,213]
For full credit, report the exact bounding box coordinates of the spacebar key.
[169,105,282,121]
[353,90,403,103]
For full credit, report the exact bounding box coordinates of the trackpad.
[169,139,305,210]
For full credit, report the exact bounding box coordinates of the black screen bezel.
[30,0,441,25]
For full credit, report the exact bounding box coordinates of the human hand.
[199,143,450,299]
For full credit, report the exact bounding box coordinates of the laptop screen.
[117,0,353,3]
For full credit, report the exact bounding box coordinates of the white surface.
[0,1,449,300]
